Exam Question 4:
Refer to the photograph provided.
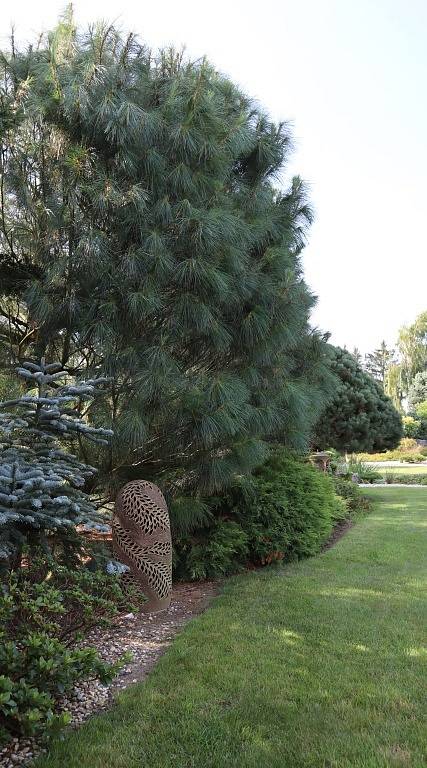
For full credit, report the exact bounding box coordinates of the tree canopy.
[314,347,403,454]
[408,371,427,412]
[398,311,427,393]
[0,14,333,526]
[364,341,396,387]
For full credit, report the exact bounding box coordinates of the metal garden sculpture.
[112,481,172,613]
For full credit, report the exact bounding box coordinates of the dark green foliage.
[314,347,403,454]
[0,555,132,742]
[385,473,427,484]
[0,361,112,564]
[0,16,333,526]
[408,371,427,411]
[0,636,121,742]
[1,553,138,639]
[175,520,249,581]
[175,450,346,580]
[331,476,371,515]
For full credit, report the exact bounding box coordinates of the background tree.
[407,370,427,412]
[364,341,396,387]
[384,362,404,412]
[314,347,403,454]
[0,14,333,530]
[351,347,362,365]
[398,312,427,394]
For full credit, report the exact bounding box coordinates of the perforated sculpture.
[112,481,172,613]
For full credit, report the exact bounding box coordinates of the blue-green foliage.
[0,17,335,522]
[0,361,112,563]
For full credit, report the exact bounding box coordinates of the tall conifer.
[0,14,333,524]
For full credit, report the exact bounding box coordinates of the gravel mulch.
[0,581,218,768]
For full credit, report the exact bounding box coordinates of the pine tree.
[314,347,403,454]
[364,341,396,387]
[0,360,112,564]
[352,348,363,365]
[0,14,333,523]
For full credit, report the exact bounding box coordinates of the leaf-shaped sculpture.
[112,481,172,613]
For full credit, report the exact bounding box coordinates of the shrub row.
[0,451,371,743]
[174,450,368,581]
[357,438,427,463]
[384,474,427,485]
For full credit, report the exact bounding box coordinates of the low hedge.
[357,438,427,463]
[174,450,348,581]
[384,474,427,485]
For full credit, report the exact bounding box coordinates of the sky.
[2,0,427,354]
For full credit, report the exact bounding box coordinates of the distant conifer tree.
[314,347,403,454]
[364,341,396,387]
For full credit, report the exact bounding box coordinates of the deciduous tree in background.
[398,312,427,394]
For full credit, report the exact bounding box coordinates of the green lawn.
[37,488,427,768]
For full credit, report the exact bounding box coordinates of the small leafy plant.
[0,554,136,743]
[0,633,122,741]
[344,459,381,484]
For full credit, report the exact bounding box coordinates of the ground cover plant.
[0,554,132,743]
[34,487,427,768]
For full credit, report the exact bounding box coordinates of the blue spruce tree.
[0,360,112,566]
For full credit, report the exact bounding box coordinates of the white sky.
[2,0,427,354]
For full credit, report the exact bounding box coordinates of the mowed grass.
[381,465,427,475]
[36,488,427,768]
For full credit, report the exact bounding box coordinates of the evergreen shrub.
[175,450,346,580]
[0,361,112,565]
[331,477,371,515]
